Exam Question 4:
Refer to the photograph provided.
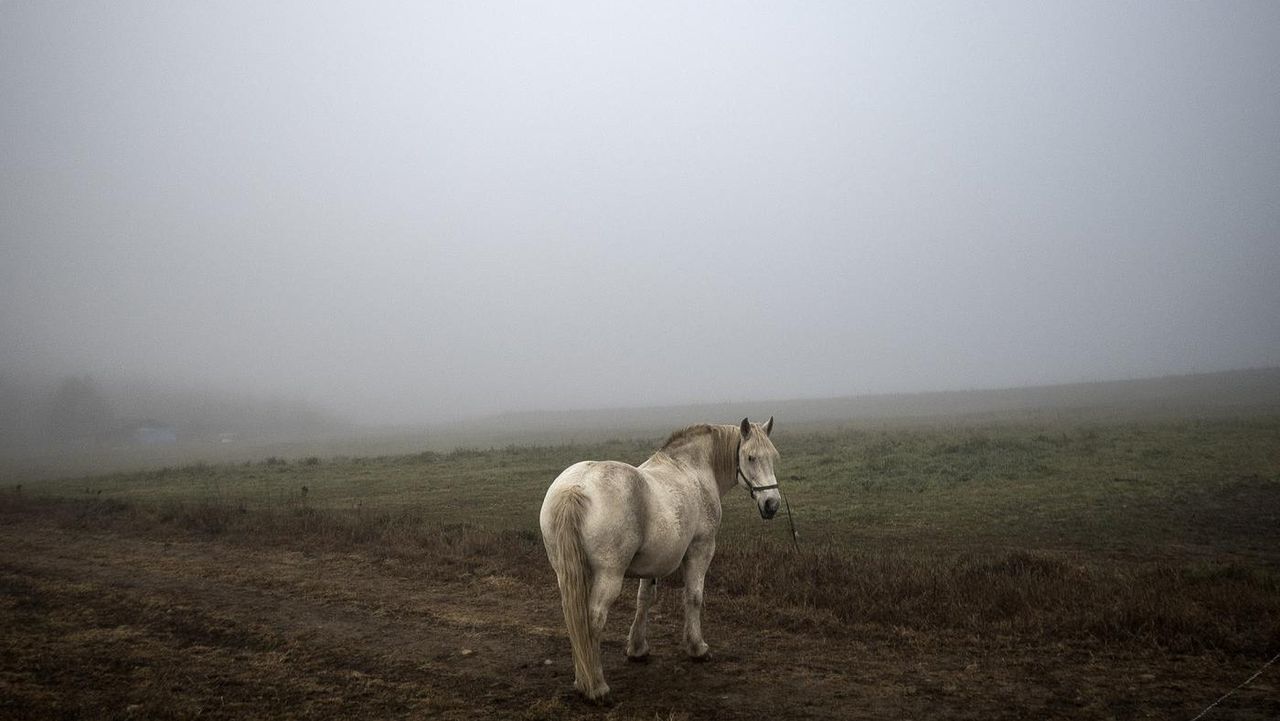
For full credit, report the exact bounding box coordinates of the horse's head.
[737,416,781,519]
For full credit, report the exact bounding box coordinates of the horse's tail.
[549,485,595,687]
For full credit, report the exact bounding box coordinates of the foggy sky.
[3,1,1279,424]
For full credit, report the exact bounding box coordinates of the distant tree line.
[0,373,350,450]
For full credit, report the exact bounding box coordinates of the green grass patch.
[15,417,1280,566]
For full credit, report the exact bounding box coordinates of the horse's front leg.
[681,539,715,660]
[626,578,656,661]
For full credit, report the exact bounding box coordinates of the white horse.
[539,417,782,701]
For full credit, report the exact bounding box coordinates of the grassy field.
[3,412,1280,719]
[26,415,1280,563]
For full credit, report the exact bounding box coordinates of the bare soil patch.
[2,498,1277,720]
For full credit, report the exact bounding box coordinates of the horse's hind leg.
[626,578,657,661]
[585,569,624,700]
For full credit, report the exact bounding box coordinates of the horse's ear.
[740,417,751,439]
[764,416,774,436]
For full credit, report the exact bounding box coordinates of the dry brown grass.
[711,537,1280,655]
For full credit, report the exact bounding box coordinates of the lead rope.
[782,491,799,550]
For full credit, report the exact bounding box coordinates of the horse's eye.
[747,455,755,462]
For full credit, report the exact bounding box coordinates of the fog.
[3,1,1278,428]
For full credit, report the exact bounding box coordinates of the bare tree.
[47,375,113,444]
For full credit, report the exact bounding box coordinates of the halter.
[734,435,779,498]
[735,432,799,548]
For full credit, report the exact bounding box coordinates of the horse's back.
[541,460,644,517]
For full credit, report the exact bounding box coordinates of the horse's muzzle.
[761,497,780,519]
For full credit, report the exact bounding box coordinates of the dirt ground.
[2,514,1276,720]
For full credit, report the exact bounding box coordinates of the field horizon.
[5,366,1279,484]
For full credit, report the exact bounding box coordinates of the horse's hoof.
[583,687,613,706]
[626,652,650,663]
[689,650,713,663]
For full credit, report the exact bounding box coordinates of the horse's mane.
[658,424,740,487]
